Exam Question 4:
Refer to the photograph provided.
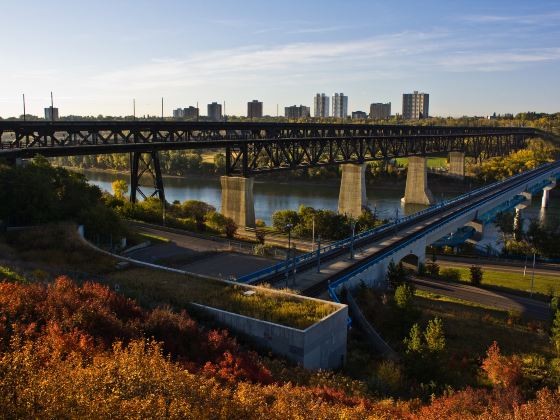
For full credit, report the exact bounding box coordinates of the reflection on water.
[81,170,438,225]
[80,170,560,244]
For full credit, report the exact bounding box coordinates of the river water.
[82,170,560,248]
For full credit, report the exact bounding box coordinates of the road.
[437,255,560,277]
[127,223,276,279]
[413,277,551,320]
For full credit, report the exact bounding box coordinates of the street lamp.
[316,235,322,272]
[350,219,356,259]
[285,223,293,288]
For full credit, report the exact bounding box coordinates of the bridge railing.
[236,163,548,285]
[326,161,560,299]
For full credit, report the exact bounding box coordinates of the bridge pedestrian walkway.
[285,215,443,295]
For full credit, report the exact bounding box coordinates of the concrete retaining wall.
[192,301,348,370]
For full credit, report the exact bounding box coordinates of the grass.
[414,291,552,358]
[105,267,336,329]
[438,263,560,298]
[395,156,448,169]
[415,289,501,312]
[1,224,337,330]
[137,232,171,244]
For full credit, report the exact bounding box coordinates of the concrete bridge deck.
[243,161,560,297]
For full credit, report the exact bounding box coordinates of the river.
[82,170,560,249]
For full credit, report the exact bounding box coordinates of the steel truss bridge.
[0,121,540,201]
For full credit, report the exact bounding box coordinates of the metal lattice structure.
[0,120,541,197]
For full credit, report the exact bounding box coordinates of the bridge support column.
[542,181,556,208]
[513,204,527,240]
[401,156,434,205]
[129,151,165,204]
[220,176,255,228]
[338,163,366,218]
[448,151,465,179]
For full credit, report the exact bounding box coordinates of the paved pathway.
[413,277,551,320]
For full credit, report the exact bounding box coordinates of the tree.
[386,261,408,289]
[394,284,415,311]
[181,200,215,231]
[469,265,483,286]
[111,180,128,200]
[224,218,237,239]
[495,212,514,242]
[404,323,423,353]
[425,262,440,278]
[551,310,560,356]
[271,210,299,233]
[481,341,522,388]
[424,317,446,353]
[255,229,266,245]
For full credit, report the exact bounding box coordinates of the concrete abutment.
[220,176,256,228]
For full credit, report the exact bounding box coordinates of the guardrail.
[236,162,556,285]
[326,161,560,299]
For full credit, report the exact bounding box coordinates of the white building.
[313,93,330,117]
[332,93,348,118]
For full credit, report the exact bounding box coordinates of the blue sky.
[1,0,559,117]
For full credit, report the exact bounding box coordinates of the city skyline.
[0,0,559,118]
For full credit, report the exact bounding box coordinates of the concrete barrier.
[192,300,348,370]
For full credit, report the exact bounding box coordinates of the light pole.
[285,223,293,288]
[530,252,536,297]
[316,235,322,272]
[312,214,315,251]
[350,219,356,259]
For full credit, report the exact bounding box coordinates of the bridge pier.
[129,151,165,204]
[542,181,556,208]
[220,176,255,228]
[401,156,434,205]
[465,219,484,240]
[448,151,465,178]
[338,163,366,218]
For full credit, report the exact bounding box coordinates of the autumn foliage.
[1,275,559,418]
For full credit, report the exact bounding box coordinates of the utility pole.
[530,252,536,296]
[50,91,54,121]
[316,235,322,272]
[22,94,26,121]
[196,101,199,121]
[285,223,293,288]
[161,97,164,120]
[133,98,136,120]
[350,219,356,259]
[312,215,315,251]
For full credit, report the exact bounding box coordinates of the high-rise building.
[284,105,310,118]
[369,102,391,119]
[207,102,222,121]
[44,106,59,121]
[173,106,199,119]
[313,93,330,117]
[183,106,199,119]
[247,100,263,118]
[351,111,367,119]
[402,91,429,119]
[332,93,348,118]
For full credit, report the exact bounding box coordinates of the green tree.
[404,323,423,353]
[394,284,415,311]
[386,261,408,289]
[271,210,299,233]
[551,310,560,356]
[469,265,483,286]
[181,200,215,231]
[424,317,446,353]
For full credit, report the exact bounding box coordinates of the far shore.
[64,165,477,194]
